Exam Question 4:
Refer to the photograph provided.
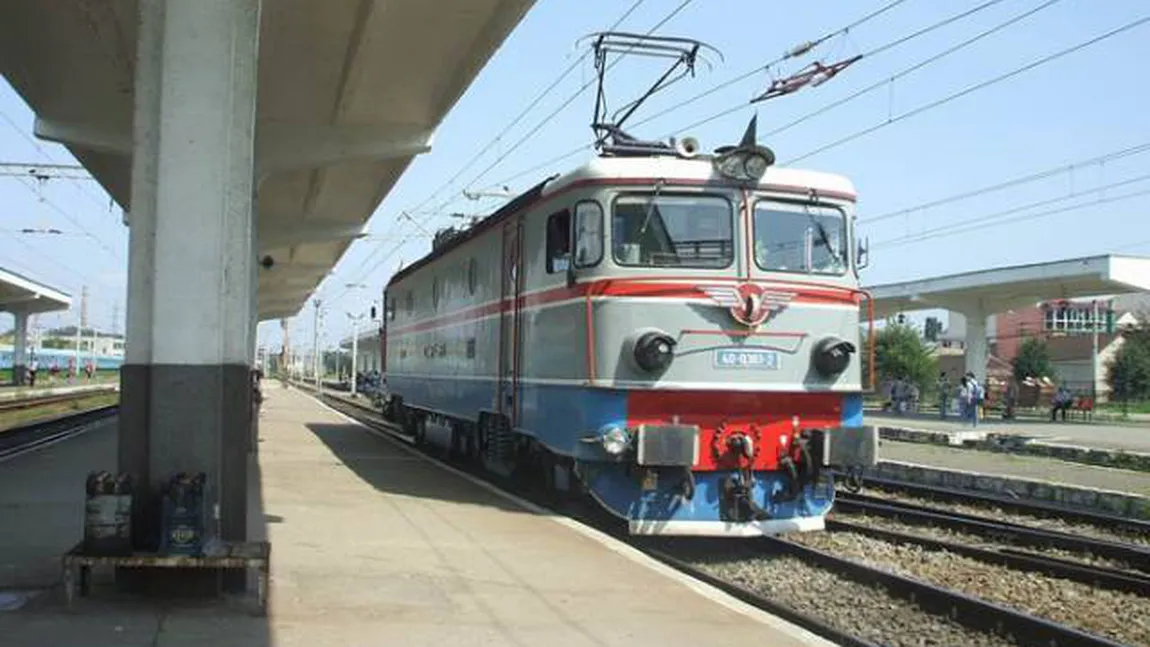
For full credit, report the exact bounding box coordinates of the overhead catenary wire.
[327,0,669,301]
[784,14,1150,164]
[451,0,696,202]
[0,106,114,213]
[333,0,699,300]
[477,0,1007,195]
[873,174,1150,249]
[626,0,920,131]
[647,0,1018,140]
[875,186,1150,250]
[757,0,1063,144]
[9,175,124,262]
[400,0,649,221]
[862,140,1150,224]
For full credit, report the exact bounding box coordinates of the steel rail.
[858,476,1150,536]
[827,518,1150,595]
[763,537,1130,647]
[834,494,1150,572]
[0,405,119,461]
[643,546,882,647]
[0,387,117,413]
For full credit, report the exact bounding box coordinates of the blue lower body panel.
[389,375,855,536]
[578,463,833,536]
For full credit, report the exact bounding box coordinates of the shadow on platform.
[0,424,273,647]
[303,420,533,515]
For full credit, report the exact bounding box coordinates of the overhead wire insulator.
[786,40,818,59]
[751,54,863,104]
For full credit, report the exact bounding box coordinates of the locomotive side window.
[467,257,478,295]
[431,276,440,309]
[404,290,413,314]
[545,210,571,274]
[612,194,732,268]
[573,201,603,268]
[753,201,848,276]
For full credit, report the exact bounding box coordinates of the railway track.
[304,385,1147,647]
[0,387,117,413]
[860,476,1150,538]
[826,517,1150,595]
[0,404,119,461]
[835,492,1150,573]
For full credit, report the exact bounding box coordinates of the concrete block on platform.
[874,460,1150,521]
[1003,439,1150,473]
[877,421,1150,474]
[878,426,988,446]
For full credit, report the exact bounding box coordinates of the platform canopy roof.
[340,327,382,350]
[0,267,72,315]
[0,0,536,321]
[865,254,1150,319]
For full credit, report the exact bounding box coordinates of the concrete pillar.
[118,0,261,580]
[11,310,28,386]
[963,310,990,384]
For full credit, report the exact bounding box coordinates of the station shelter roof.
[865,254,1150,319]
[0,0,537,321]
[0,266,72,315]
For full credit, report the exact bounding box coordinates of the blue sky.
[2,0,1149,350]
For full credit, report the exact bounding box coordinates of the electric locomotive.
[378,32,876,536]
[378,113,876,536]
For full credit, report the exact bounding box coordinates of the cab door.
[496,217,523,425]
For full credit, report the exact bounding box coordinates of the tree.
[1012,337,1055,382]
[1107,319,1150,402]
[867,321,937,390]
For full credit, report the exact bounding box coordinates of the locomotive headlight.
[600,425,632,456]
[713,144,776,182]
[811,336,857,378]
[717,155,745,179]
[633,330,677,373]
[743,153,770,180]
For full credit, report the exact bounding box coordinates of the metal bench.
[61,540,270,615]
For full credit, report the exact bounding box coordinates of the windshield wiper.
[637,178,666,237]
[805,209,841,267]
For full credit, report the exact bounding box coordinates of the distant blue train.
[0,347,123,371]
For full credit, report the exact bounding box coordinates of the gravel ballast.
[861,487,1150,547]
[838,512,1139,572]
[681,545,1020,647]
[789,530,1150,646]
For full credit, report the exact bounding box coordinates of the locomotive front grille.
[635,424,700,466]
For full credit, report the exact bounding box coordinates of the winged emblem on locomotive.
[699,283,795,328]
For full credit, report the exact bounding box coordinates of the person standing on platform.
[965,372,983,428]
[937,372,951,419]
[27,356,38,388]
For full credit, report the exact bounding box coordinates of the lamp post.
[347,312,365,396]
[312,299,323,391]
[344,283,370,396]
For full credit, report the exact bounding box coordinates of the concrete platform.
[870,411,1150,474]
[0,381,119,402]
[0,383,834,646]
[868,412,1150,452]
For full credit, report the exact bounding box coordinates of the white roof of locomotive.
[541,155,857,201]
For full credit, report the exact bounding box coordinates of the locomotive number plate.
[714,348,780,370]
